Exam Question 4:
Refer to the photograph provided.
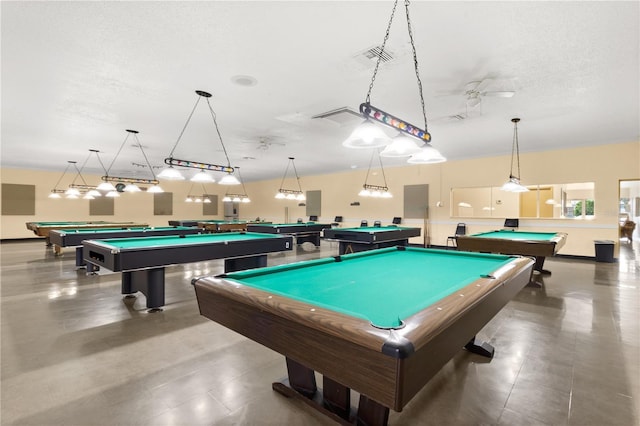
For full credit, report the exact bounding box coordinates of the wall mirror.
[451,182,594,219]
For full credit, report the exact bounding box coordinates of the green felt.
[472,230,558,241]
[336,226,409,233]
[251,223,314,227]
[223,247,514,328]
[96,232,274,249]
[66,226,192,234]
[34,221,109,225]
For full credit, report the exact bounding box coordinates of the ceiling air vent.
[362,46,394,63]
[311,107,363,126]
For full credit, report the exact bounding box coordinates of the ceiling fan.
[240,137,286,151]
[434,78,516,123]
[463,79,516,109]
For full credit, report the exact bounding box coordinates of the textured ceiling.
[1,1,638,183]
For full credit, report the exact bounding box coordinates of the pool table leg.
[464,336,495,358]
[285,357,317,398]
[121,268,165,312]
[357,394,390,426]
[276,357,389,425]
[534,256,552,275]
[75,247,86,268]
[224,255,268,273]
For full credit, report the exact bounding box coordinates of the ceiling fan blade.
[482,91,516,98]
[474,78,494,92]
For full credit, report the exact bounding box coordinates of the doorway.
[618,179,639,264]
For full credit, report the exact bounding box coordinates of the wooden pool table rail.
[193,253,533,423]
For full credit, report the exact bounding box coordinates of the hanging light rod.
[360,103,431,143]
[163,157,234,174]
[101,176,160,185]
[69,184,99,190]
[275,157,305,200]
[158,90,238,183]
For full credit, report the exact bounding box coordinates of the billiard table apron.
[193,256,533,417]
[323,228,421,244]
[456,234,567,257]
[83,236,293,310]
[50,227,203,268]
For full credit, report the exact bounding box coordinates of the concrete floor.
[1,238,638,425]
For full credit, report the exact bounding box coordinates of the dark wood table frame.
[193,252,533,425]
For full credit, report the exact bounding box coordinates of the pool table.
[49,226,202,267]
[169,219,206,227]
[246,223,332,247]
[323,226,421,254]
[83,232,293,311]
[26,221,149,246]
[198,221,249,233]
[456,230,567,276]
[193,247,534,425]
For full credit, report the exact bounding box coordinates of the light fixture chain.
[93,150,110,176]
[72,151,93,186]
[514,121,520,179]
[377,149,389,187]
[52,162,73,189]
[291,159,304,192]
[236,167,249,196]
[205,98,234,168]
[279,160,291,190]
[404,0,428,131]
[365,0,400,104]
[133,134,158,180]
[168,96,202,158]
[364,149,375,184]
[106,133,131,174]
[72,162,89,186]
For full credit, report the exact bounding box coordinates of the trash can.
[594,240,615,262]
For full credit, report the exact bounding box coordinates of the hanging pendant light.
[407,144,446,164]
[358,149,392,198]
[275,157,305,200]
[343,120,392,149]
[147,184,164,193]
[190,169,216,183]
[342,0,444,164]
[218,173,240,185]
[380,133,423,157]
[501,118,529,192]
[159,90,239,182]
[48,161,74,199]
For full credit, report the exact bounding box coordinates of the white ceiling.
[2,1,639,183]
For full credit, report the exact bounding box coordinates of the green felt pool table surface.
[94,232,280,250]
[56,226,194,235]
[221,247,515,329]
[194,246,534,421]
[469,230,560,241]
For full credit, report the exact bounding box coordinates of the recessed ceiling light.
[243,156,256,160]
[231,75,258,87]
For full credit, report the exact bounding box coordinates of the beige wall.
[2,140,639,257]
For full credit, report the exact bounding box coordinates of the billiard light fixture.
[342,0,445,165]
[223,167,251,203]
[157,90,239,185]
[185,183,213,204]
[501,118,529,193]
[65,154,102,199]
[48,161,76,199]
[275,157,305,201]
[98,130,164,194]
[359,149,392,198]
